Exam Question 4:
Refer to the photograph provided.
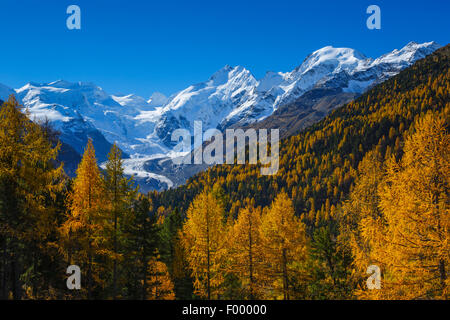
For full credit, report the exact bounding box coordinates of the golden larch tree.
[226,205,265,299]
[181,190,226,299]
[259,191,308,300]
[376,112,449,299]
[60,139,110,299]
[339,148,388,299]
[146,254,175,300]
[0,96,65,299]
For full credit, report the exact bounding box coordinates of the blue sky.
[0,0,448,98]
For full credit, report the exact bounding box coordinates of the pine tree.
[159,208,194,298]
[159,208,183,271]
[104,143,138,298]
[123,194,160,299]
[307,221,354,299]
[171,232,194,299]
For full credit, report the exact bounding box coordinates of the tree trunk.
[282,248,289,300]
[206,211,211,300]
[0,238,7,299]
[113,210,117,299]
[249,221,254,300]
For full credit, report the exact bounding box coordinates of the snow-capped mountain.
[148,92,168,107]
[2,41,441,190]
[155,65,258,145]
[15,80,170,161]
[155,41,440,138]
[224,41,441,126]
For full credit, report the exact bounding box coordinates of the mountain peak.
[47,80,100,90]
[374,41,441,65]
[207,65,253,87]
[47,79,74,87]
[398,41,441,55]
[402,41,440,49]
[148,92,168,107]
[210,65,238,80]
[296,46,369,75]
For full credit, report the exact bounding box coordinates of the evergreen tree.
[307,221,354,299]
[123,194,160,299]
[104,143,138,298]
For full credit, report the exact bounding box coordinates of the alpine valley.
[0,41,441,191]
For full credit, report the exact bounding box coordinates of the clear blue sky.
[0,0,448,98]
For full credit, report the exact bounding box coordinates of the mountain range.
[0,41,441,191]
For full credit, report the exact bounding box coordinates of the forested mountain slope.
[1,44,447,300]
[155,44,450,225]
